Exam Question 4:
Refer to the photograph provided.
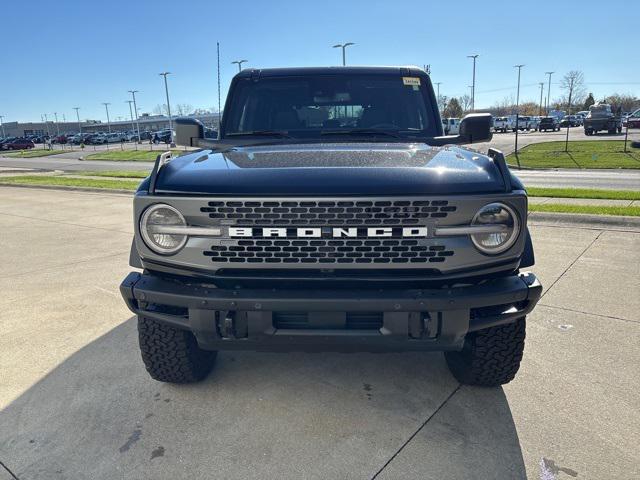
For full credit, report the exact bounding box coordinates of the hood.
[150,143,508,196]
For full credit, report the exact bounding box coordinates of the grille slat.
[204,239,454,264]
[201,200,455,225]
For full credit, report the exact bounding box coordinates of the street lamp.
[102,103,112,133]
[538,82,545,117]
[434,82,442,112]
[332,42,355,66]
[159,72,175,146]
[545,71,554,115]
[467,54,479,111]
[53,112,60,136]
[128,90,141,142]
[126,100,136,135]
[44,113,50,137]
[513,65,525,165]
[0,115,6,138]
[231,60,248,72]
[73,107,81,135]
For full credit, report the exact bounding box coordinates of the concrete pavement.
[0,187,639,479]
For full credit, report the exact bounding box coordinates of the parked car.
[3,138,35,150]
[52,135,68,144]
[105,133,124,143]
[559,115,580,128]
[442,118,460,135]
[124,132,139,142]
[152,129,174,143]
[493,116,511,133]
[623,108,640,129]
[538,117,560,132]
[139,131,152,141]
[87,134,106,144]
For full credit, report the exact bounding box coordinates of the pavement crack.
[0,460,20,480]
[369,384,461,480]
[540,230,603,300]
[0,211,131,235]
[539,303,640,325]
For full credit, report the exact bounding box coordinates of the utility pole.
[231,60,247,73]
[0,115,5,138]
[73,107,81,134]
[54,112,60,135]
[435,82,442,111]
[102,102,112,133]
[513,65,525,166]
[467,54,479,111]
[128,90,141,142]
[538,83,545,117]
[332,42,355,66]
[159,72,175,146]
[545,71,554,115]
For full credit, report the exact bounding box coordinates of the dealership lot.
[0,186,638,479]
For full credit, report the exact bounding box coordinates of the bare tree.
[153,104,168,116]
[174,104,194,116]
[560,71,586,111]
[459,94,472,113]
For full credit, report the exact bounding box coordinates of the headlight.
[470,203,520,254]
[140,204,187,255]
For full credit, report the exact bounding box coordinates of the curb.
[528,211,640,230]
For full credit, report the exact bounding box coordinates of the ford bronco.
[120,66,541,386]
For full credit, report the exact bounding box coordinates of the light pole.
[231,60,248,73]
[538,82,545,117]
[128,90,141,142]
[467,54,479,111]
[73,107,81,135]
[53,112,60,136]
[102,103,111,133]
[159,72,175,146]
[44,113,51,137]
[126,100,136,134]
[0,115,6,138]
[513,65,525,165]
[435,82,442,112]
[545,71,554,115]
[332,42,355,66]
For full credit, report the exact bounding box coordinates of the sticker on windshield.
[402,77,421,86]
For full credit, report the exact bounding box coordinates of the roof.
[235,66,428,78]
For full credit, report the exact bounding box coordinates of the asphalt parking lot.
[0,187,639,480]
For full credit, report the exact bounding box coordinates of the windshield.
[223,74,438,140]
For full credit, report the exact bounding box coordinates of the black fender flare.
[520,227,535,268]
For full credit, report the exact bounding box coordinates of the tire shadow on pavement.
[0,317,525,480]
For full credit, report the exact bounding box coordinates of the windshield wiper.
[320,128,405,139]
[226,130,292,138]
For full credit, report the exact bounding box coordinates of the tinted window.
[225,74,438,138]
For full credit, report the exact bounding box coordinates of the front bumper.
[120,271,541,352]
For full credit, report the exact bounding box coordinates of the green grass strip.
[3,149,73,158]
[74,170,149,178]
[527,187,640,201]
[84,149,184,161]
[0,175,140,190]
[530,203,640,217]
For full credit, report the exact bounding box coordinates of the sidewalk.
[529,197,639,207]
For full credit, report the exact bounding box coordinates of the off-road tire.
[138,316,217,383]
[445,317,526,387]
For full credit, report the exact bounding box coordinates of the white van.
[442,118,460,135]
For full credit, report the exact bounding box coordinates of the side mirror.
[175,117,204,147]
[431,113,492,146]
[457,113,492,144]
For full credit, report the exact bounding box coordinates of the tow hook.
[218,311,236,339]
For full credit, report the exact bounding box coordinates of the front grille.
[200,200,456,226]
[203,239,454,264]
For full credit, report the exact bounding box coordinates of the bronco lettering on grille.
[229,227,428,238]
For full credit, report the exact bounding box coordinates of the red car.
[3,138,35,150]
[623,109,640,129]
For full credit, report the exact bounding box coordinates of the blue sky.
[1,0,638,123]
